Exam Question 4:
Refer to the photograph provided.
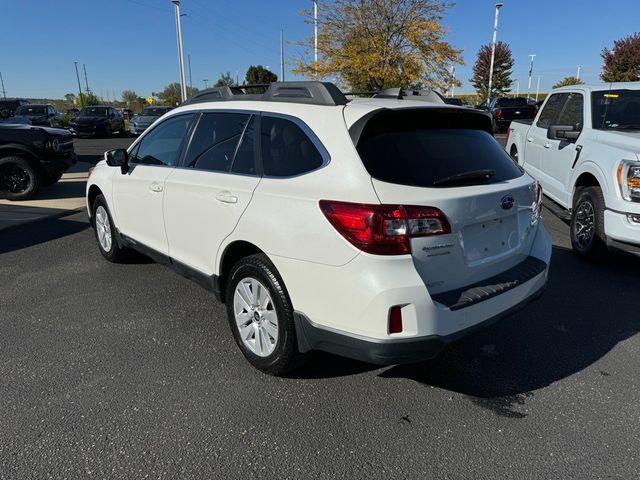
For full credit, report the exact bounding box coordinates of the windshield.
[356,109,522,188]
[140,107,169,116]
[79,107,108,117]
[592,89,640,130]
[16,106,45,115]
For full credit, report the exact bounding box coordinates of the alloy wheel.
[233,277,279,357]
[0,164,30,193]
[574,200,595,248]
[95,205,112,252]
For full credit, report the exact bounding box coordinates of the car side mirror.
[548,124,580,142]
[105,148,129,174]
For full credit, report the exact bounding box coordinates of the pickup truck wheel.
[92,194,126,262]
[509,145,519,164]
[226,253,305,376]
[571,186,606,259]
[0,155,40,200]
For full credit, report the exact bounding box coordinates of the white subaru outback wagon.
[86,82,551,375]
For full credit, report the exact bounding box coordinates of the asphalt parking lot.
[1,135,639,479]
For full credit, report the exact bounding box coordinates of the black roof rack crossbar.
[184,81,348,106]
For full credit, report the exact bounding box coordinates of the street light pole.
[516,80,519,98]
[576,64,582,80]
[487,2,503,105]
[172,0,188,103]
[312,0,318,77]
[188,54,193,91]
[536,75,541,102]
[74,62,83,107]
[280,30,285,81]
[203,79,209,89]
[527,54,536,99]
[0,72,6,99]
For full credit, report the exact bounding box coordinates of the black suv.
[68,106,125,137]
[0,99,30,118]
[14,104,62,127]
[0,124,77,200]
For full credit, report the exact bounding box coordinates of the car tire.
[225,253,305,376]
[509,145,519,164]
[570,186,607,260]
[0,155,41,200]
[92,194,126,262]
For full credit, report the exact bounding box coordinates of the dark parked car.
[0,124,76,200]
[443,97,463,106]
[14,104,61,127]
[129,106,174,135]
[487,97,537,132]
[68,106,125,137]
[0,98,30,118]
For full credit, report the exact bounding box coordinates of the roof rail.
[184,81,349,107]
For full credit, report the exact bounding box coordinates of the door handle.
[148,182,163,192]
[543,142,551,149]
[216,191,238,204]
[526,137,533,142]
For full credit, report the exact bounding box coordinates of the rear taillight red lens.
[319,200,451,255]
[496,109,502,119]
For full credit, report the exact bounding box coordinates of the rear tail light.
[319,200,451,255]
[531,181,543,224]
[496,109,503,119]
[388,306,403,334]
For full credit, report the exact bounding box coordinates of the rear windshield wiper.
[432,169,495,187]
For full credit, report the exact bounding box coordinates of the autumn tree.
[293,0,462,92]
[121,89,138,104]
[157,83,199,106]
[470,41,513,103]
[214,72,236,87]
[601,33,640,82]
[552,76,584,89]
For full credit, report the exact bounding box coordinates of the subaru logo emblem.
[500,195,515,210]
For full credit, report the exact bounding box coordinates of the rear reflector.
[388,306,403,334]
[319,200,451,255]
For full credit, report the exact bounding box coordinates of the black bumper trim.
[293,280,546,366]
[606,237,640,256]
[431,256,547,311]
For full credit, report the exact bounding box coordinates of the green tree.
[245,65,277,85]
[76,92,100,107]
[64,93,76,104]
[157,83,199,106]
[552,76,584,89]
[293,0,462,92]
[214,72,236,87]
[470,41,513,103]
[121,89,138,104]
[601,33,640,82]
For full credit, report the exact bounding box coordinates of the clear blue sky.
[1,0,639,100]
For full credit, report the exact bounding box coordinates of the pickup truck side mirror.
[105,148,129,174]
[548,124,581,142]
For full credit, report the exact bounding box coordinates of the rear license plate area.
[462,215,519,262]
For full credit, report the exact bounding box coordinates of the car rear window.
[356,109,523,188]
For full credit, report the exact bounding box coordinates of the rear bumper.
[294,279,546,365]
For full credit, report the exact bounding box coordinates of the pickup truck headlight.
[617,160,640,202]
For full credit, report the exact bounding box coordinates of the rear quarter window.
[356,109,523,188]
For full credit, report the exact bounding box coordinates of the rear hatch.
[495,98,537,121]
[354,107,542,295]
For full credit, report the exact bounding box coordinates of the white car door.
[163,112,261,274]
[111,113,196,255]
[523,93,568,194]
[537,92,584,206]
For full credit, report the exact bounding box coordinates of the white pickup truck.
[506,82,640,258]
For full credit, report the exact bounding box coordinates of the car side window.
[130,114,194,166]
[261,116,324,177]
[184,112,252,173]
[556,93,584,130]
[536,93,568,129]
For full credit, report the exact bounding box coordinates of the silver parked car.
[129,106,174,135]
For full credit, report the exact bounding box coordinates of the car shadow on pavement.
[378,246,640,416]
[0,214,89,254]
